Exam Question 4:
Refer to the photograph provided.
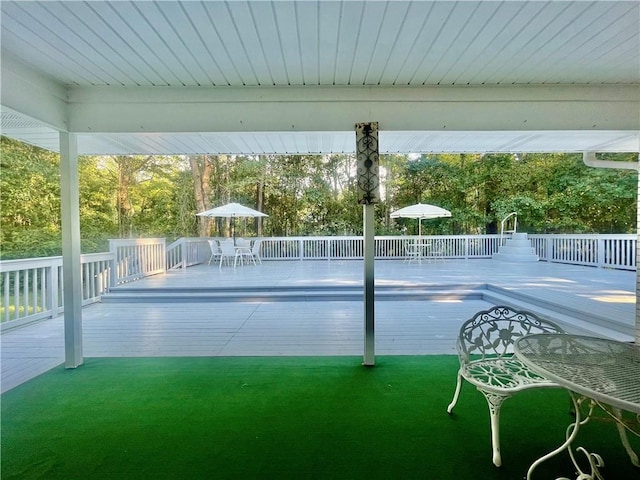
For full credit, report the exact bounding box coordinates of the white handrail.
[499,212,518,246]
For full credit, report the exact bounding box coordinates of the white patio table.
[233,245,254,267]
[514,333,640,480]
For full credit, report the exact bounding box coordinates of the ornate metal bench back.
[458,306,564,363]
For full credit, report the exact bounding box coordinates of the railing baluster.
[3,272,9,322]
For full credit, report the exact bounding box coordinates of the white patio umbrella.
[196,202,268,243]
[390,203,451,237]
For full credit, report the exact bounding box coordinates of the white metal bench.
[446,306,564,467]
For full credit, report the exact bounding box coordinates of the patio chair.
[250,238,263,264]
[218,239,237,268]
[446,306,564,467]
[403,240,421,264]
[428,239,445,263]
[207,239,221,265]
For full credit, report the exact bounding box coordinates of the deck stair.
[100,282,633,342]
[101,283,486,303]
[492,232,539,262]
[482,284,633,341]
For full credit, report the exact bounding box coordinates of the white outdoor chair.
[428,240,445,263]
[207,239,221,265]
[218,239,237,268]
[234,241,255,267]
[446,306,564,467]
[403,240,421,264]
[250,238,263,264]
[235,237,249,247]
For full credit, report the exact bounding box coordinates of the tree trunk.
[190,155,213,237]
[255,155,266,236]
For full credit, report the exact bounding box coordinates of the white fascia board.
[67,85,639,134]
[0,54,68,131]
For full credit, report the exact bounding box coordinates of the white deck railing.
[0,252,112,330]
[256,235,505,261]
[166,237,211,270]
[528,234,636,270]
[1,234,635,329]
[108,238,166,284]
[165,234,636,270]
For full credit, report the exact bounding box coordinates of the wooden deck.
[1,259,636,393]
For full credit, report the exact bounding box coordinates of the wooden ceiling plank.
[269,1,304,86]
[473,1,564,84]
[316,0,341,86]
[421,1,491,85]
[2,3,117,86]
[436,1,518,86]
[208,1,260,86]
[332,1,364,86]
[184,2,241,86]
[121,1,201,86]
[376,2,431,85]
[154,2,222,86]
[293,0,320,85]
[86,1,182,86]
[225,1,273,86]
[346,0,388,85]
[485,1,614,84]
[363,1,413,86]
[510,2,638,84]
[396,1,459,85]
[248,2,289,86]
[44,1,153,86]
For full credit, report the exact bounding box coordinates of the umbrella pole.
[418,218,422,263]
[232,217,236,245]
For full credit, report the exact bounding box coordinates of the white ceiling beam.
[0,53,68,131]
[67,85,639,134]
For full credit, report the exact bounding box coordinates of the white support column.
[355,122,380,366]
[59,132,83,368]
[637,166,640,345]
[363,204,376,365]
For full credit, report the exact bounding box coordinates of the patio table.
[234,245,254,267]
[514,333,640,480]
[404,240,433,264]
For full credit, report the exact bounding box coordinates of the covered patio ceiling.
[1,0,639,155]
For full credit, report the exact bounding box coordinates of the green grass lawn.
[2,356,638,479]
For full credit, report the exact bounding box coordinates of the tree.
[0,137,61,258]
[189,155,213,237]
[1,134,636,261]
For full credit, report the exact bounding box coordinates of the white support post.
[59,132,84,368]
[355,122,380,366]
[637,167,640,344]
[363,204,376,365]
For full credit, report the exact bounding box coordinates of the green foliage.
[1,137,61,258]
[1,135,637,260]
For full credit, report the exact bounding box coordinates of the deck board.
[1,259,636,393]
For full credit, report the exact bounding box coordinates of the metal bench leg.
[447,371,463,414]
[481,390,509,467]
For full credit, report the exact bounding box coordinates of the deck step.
[101,283,634,342]
[102,283,486,303]
[481,286,634,341]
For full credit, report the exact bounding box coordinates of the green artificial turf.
[1,356,638,479]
